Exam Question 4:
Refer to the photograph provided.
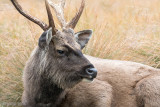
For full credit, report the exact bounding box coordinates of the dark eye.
[57,50,65,55]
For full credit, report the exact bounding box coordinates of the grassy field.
[0,0,160,105]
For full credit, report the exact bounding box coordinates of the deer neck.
[28,48,66,106]
[37,75,66,106]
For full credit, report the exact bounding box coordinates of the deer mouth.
[80,75,95,82]
[82,77,94,82]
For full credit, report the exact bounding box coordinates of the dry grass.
[0,0,160,105]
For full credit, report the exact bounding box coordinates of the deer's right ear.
[38,28,53,49]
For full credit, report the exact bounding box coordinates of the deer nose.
[85,68,97,78]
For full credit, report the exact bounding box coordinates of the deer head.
[11,0,97,89]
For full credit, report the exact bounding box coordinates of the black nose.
[85,68,97,78]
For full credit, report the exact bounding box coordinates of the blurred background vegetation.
[0,0,160,105]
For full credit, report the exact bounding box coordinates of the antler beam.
[48,0,85,29]
[11,0,49,31]
[48,0,67,28]
[67,0,85,29]
[11,0,57,33]
[45,0,57,34]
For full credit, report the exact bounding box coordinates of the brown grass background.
[0,0,160,105]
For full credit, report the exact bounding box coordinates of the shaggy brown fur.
[85,55,160,107]
[59,79,112,107]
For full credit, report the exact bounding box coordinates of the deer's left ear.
[75,30,93,49]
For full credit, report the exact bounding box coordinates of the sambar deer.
[11,0,160,107]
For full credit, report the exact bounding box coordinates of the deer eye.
[57,50,65,55]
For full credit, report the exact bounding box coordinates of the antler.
[48,0,85,29]
[48,0,67,28]
[45,0,57,34]
[11,0,57,33]
[67,0,85,29]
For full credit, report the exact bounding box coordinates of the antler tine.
[45,0,57,34]
[48,0,67,28]
[60,0,66,9]
[11,0,49,31]
[66,0,85,29]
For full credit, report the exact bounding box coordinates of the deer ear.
[75,30,93,49]
[38,28,53,49]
